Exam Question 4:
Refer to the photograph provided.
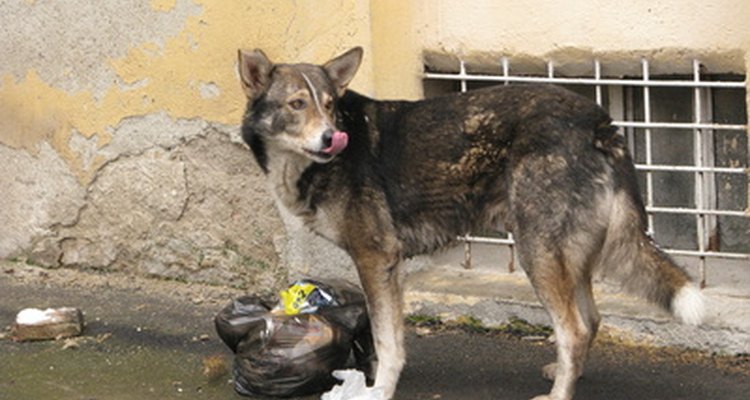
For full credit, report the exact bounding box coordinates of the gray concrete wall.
[0,1,374,291]
[2,115,286,290]
[2,1,747,298]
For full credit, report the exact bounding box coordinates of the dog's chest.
[266,156,308,215]
[304,206,345,244]
[266,156,345,244]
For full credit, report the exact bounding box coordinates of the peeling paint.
[0,71,68,154]
[198,81,220,99]
[0,0,203,98]
[0,0,371,185]
[68,131,100,173]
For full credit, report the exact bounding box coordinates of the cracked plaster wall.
[2,1,748,290]
[0,0,374,290]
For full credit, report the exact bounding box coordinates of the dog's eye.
[323,100,334,111]
[288,99,307,110]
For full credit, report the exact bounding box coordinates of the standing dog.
[237,47,705,400]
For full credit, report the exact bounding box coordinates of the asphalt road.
[1,264,748,400]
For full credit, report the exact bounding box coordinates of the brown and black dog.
[236,47,704,400]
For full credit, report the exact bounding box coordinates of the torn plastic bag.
[321,369,385,400]
[215,279,375,398]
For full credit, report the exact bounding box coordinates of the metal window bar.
[641,60,656,237]
[425,59,749,285]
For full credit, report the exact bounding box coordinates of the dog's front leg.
[349,236,405,400]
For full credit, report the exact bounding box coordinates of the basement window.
[424,57,749,286]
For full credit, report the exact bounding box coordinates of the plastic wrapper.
[321,369,384,400]
[215,279,374,398]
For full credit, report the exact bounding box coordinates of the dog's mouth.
[304,131,349,161]
[304,149,335,161]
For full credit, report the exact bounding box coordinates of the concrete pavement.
[405,243,750,355]
[1,261,748,400]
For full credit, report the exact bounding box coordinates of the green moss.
[496,317,553,338]
[406,313,552,338]
[450,315,489,333]
[406,314,443,327]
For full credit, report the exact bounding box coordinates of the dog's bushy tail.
[596,132,705,325]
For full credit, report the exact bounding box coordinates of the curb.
[403,266,750,355]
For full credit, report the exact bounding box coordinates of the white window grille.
[424,57,749,287]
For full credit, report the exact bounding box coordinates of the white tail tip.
[672,284,705,325]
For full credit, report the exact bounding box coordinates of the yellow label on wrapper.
[279,283,318,315]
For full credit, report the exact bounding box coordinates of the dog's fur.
[237,47,705,400]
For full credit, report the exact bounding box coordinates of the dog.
[236,46,705,400]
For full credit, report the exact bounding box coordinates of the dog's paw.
[530,395,552,400]
[541,362,557,381]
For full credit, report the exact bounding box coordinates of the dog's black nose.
[322,129,334,148]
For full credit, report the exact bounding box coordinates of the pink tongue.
[322,131,348,155]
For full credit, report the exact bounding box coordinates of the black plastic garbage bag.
[215,279,374,398]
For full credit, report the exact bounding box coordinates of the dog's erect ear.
[323,47,363,96]
[238,49,272,99]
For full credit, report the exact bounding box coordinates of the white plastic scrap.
[321,369,384,400]
[15,308,71,325]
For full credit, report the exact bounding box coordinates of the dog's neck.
[264,144,314,216]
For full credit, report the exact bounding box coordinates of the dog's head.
[238,47,363,165]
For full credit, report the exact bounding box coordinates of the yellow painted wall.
[2,0,748,180]
[0,0,750,183]
[369,0,750,100]
[1,0,748,273]
[0,0,374,184]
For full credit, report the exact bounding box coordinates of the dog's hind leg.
[540,276,600,382]
[522,252,599,400]
[508,151,610,399]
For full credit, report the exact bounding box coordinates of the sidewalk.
[405,244,750,355]
[0,261,748,400]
